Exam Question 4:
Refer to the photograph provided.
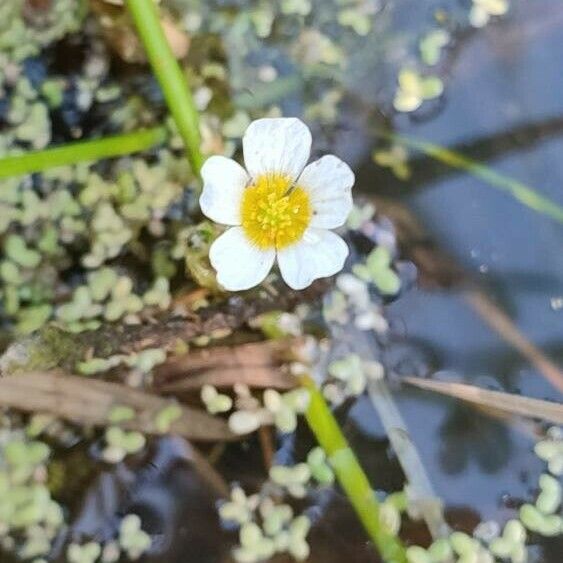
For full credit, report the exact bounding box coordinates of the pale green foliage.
[67,542,102,563]
[201,385,233,415]
[0,434,64,560]
[373,145,411,180]
[353,246,401,295]
[419,30,450,66]
[119,514,152,560]
[219,483,312,563]
[0,0,84,62]
[393,69,443,113]
[470,0,509,28]
[154,403,183,433]
[102,427,146,464]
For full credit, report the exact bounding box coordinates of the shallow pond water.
[1,0,562,562]
[128,1,563,561]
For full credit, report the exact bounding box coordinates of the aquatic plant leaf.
[419,30,450,66]
[381,132,563,225]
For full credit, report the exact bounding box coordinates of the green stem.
[0,127,166,179]
[300,375,408,563]
[382,131,563,225]
[125,0,203,175]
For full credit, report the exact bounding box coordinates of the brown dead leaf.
[404,377,563,424]
[0,371,234,441]
[156,340,298,392]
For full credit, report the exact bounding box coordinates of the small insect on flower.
[199,118,354,291]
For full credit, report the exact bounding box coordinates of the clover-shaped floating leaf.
[346,202,376,230]
[219,486,259,526]
[353,246,401,295]
[489,519,527,563]
[5,440,50,470]
[534,428,563,475]
[284,515,311,561]
[269,464,311,498]
[202,384,233,415]
[142,277,171,309]
[67,542,102,563]
[519,504,562,537]
[16,304,52,334]
[119,514,151,560]
[281,0,311,16]
[373,145,411,180]
[328,354,367,396]
[393,69,444,113]
[338,9,372,36]
[470,0,509,28]
[419,30,450,66]
[154,403,182,433]
[103,427,146,463]
[535,473,561,514]
[260,498,293,536]
[4,235,41,269]
[427,538,453,563]
[306,447,335,485]
[234,522,276,563]
[108,405,136,425]
[87,267,118,302]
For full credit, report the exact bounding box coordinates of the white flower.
[199,118,354,291]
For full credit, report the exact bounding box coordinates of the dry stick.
[0,371,234,441]
[258,426,275,470]
[403,377,563,424]
[464,290,563,393]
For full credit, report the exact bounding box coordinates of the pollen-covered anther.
[241,174,311,249]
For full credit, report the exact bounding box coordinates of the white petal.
[277,229,349,290]
[298,155,354,229]
[243,118,312,181]
[200,156,249,225]
[209,227,275,291]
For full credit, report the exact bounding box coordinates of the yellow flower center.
[240,173,311,250]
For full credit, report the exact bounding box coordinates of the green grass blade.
[300,374,408,563]
[0,127,166,179]
[384,132,563,225]
[125,0,203,175]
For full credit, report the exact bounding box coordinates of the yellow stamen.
[240,173,311,250]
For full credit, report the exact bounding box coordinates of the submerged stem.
[0,127,166,179]
[382,131,563,225]
[299,374,408,563]
[125,0,203,175]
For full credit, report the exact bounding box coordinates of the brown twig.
[155,340,298,392]
[0,371,235,441]
[404,376,563,424]
[0,281,327,376]
[463,290,563,393]
[258,426,275,471]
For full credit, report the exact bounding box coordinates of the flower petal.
[298,155,354,229]
[243,118,312,181]
[209,227,275,291]
[277,228,349,290]
[200,156,249,225]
